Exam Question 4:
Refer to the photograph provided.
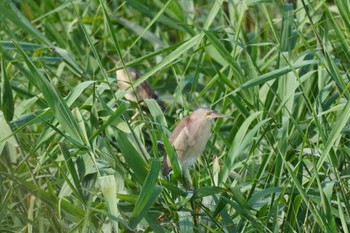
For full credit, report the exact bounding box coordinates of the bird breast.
[172,119,212,170]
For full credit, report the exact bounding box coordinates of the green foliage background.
[1,0,350,232]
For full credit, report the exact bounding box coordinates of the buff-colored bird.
[109,56,158,102]
[115,67,158,102]
[162,108,231,176]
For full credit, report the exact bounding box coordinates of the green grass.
[1,0,350,232]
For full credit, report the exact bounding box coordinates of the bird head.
[190,108,232,121]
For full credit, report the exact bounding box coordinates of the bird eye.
[206,112,211,116]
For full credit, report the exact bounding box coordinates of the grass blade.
[129,159,162,229]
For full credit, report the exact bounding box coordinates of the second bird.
[115,67,158,102]
[110,57,158,102]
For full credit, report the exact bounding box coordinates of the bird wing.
[137,81,157,99]
[162,116,190,175]
[170,117,190,143]
[170,117,192,160]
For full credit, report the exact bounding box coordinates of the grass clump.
[1,0,350,232]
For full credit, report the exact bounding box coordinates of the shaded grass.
[1,0,350,232]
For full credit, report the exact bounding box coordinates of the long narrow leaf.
[1,55,14,122]
[129,159,162,229]
[116,130,148,183]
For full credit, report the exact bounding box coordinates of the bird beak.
[208,111,233,119]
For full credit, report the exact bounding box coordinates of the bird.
[109,56,158,102]
[162,108,232,176]
[115,67,158,102]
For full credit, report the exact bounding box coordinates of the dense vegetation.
[1,0,350,232]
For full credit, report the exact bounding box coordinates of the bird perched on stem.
[162,108,232,177]
[109,56,159,102]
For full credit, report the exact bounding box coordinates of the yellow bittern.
[162,108,231,176]
[109,56,158,102]
[115,67,158,102]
